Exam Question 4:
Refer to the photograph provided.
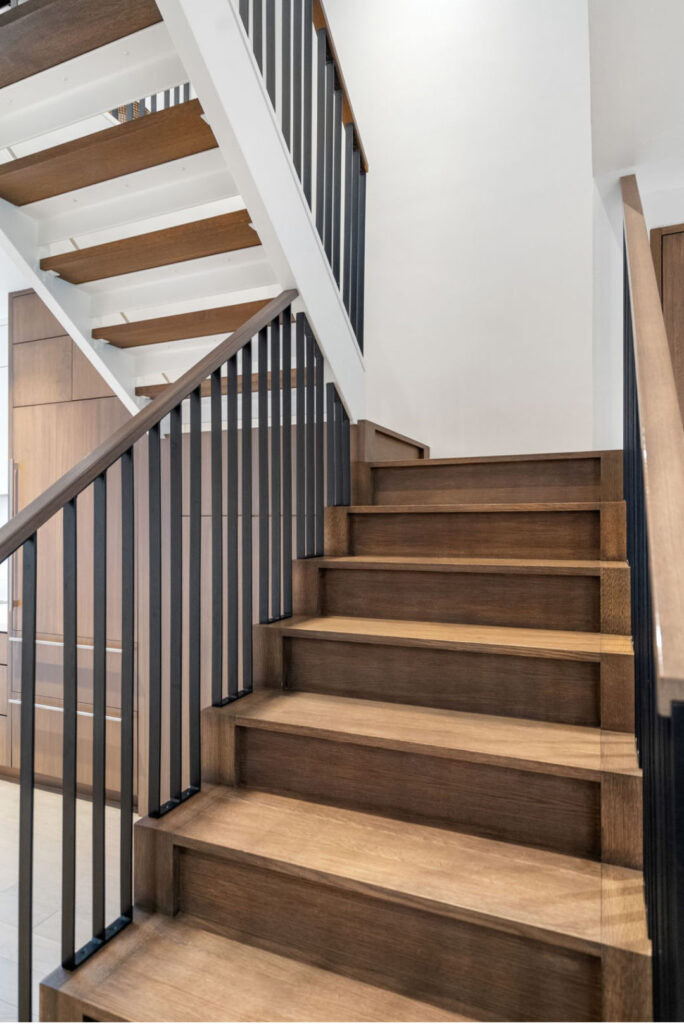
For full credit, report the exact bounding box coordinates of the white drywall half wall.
[324,0,595,457]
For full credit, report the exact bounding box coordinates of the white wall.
[325,0,595,457]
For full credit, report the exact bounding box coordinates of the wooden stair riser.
[274,634,634,731]
[235,725,642,865]
[371,452,622,506]
[326,505,626,561]
[173,847,604,1023]
[319,566,630,634]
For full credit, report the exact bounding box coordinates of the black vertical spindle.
[324,61,334,257]
[342,406,351,505]
[282,309,293,615]
[303,0,313,205]
[227,355,239,699]
[239,0,249,32]
[169,407,183,800]
[266,0,276,105]
[120,449,134,916]
[253,0,263,72]
[241,343,254,691]
[315,343,324,554]
[356,169,367,348]
[332,89,343,283]
[211,369,223,705]
[326,382,336,506]
[342,123,354,312]
[271,320,282,619]
[296,314,306,558]
[92,472,107,939]
[315,29,326,237]
[282,0,292,148]
[62,499,77,969]
[258,327,270,622]
[350,144,361,333]
[305,323,315,555]
[334,393,344,507]
[188,388,201,786]
[148,425,162,815]
[18,533,37,1024]
[292,0,303,178]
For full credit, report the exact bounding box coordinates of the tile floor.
[0,780,124,1021]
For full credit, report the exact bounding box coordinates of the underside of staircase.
[41,450,651,1023]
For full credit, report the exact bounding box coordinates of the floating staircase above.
[42,449,651,1022]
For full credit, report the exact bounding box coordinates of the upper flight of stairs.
[42,450,651,1023]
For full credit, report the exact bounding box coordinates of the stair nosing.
[346,502,619,513]
[369,451,619,469]
[312,555,628,575]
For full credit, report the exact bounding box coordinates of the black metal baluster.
[120,449,134,918]
[349,144,361,334]
[332,89,343,283]
[296,314,306,558]
[356,169,367,348]
[241,343,254,691]
[92,472,107,939]
[342,123,354,313]
[305,323,315,555]
[239,0,249,32]
[62,499,77,971]
[292,0,303,178]
[342,405,351,505]
[324,61,334,258]
[169,407,182,800]
[315,342,324,554]
[335,392,344,507]
[266,0,276,105]
[258,327,269,621]
[227,355,239,699]
[189,388,201,787]
[282,309,293,615]
[271,319,282,619]
[211,369,223,705]
[253,0,263,72]
[18,533,37,1024]
[326,382,336,506]
[282,0,292,148]
[303,0,313,205]
[148,425,161,816]
[315,28,326,237]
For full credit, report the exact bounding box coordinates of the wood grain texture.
[0,0,162,90]
[10,290,64,343]
[40,910,464,1022]
[94,299,270,348]
[622,174,684,713]
[41,211,260,284]
[135,368,300,399]
[0,101,216,206]
[11,335,72,407]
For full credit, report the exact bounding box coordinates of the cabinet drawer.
[10,637,124,708]
[0,665,7,715]
[10,701,134,797]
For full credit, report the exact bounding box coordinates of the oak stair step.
[0,100,217,206]
[311,555,630,634]
[369,450,622,505]
[335,502,625,560]
[40,210,260,284]
[136,368,300,399]
[93,299,271,348]
[231,690,641,863]
[0,0,162,90]
[132,786,650,1022]
[41,909,461,1022]
[274,614,634,729]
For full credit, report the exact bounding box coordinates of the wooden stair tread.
[0,0,162,90]
[233,691,638,780]
[348,502,615,513]
[93,299,270,348]
[41,909,462,1022]
[370,451,619,469]
[280,614,633,658]
[0,101,217,206]
[314,555,628,574]
[40,211,260,284]
[143,786,648,956]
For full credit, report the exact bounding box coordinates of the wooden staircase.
[41,450,651,1022]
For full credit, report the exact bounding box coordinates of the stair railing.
[621,173,684,1020]
[237,0,367,350]
[0,290,351,1022]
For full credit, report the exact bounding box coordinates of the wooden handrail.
[621,173,684,714]
[0,289,297,565]
[312,0,368,173]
